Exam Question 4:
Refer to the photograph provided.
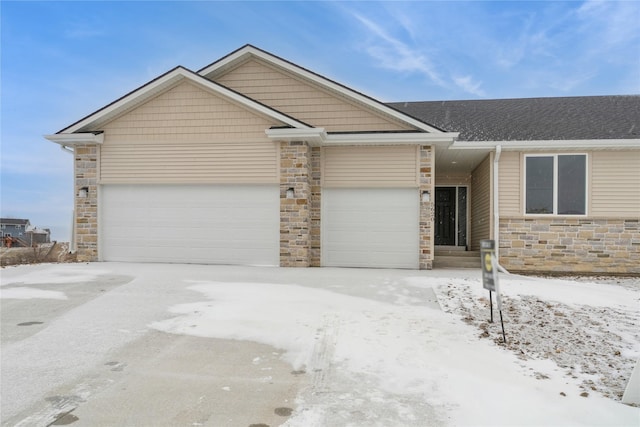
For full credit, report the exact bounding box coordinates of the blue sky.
[2,1,639,241]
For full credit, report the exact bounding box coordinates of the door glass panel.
[558,155,586,215]
[435,187,456,246]
[526,156,554,214]
[457,187,467,247]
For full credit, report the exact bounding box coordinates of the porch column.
[419,145,435,269]
[75,144,98,262]
[280,141,311,267]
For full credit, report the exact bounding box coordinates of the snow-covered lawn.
[437,275,640,403]
[1,263,639,426]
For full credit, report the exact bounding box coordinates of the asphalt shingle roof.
[0,218,30,225]
[387,95,640,142]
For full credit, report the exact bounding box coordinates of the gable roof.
[388,95,640,142]
[199,44,444,134]
[55,65,312,135]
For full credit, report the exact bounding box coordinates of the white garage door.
[322,188,419,269]
[100,185,279,265]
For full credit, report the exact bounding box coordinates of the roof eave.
[450,139,640,150]
[45,132,104,145]
[54,66,311,136]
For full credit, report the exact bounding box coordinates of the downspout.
[493,145,509,274]
[60,145,77,253]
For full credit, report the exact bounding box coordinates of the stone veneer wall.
[419,146,434,269]
[75,145,99,262]
[499,217,640,274]
[309,147,322,267]
[280,141,311,267]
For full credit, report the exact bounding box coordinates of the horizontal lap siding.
[322,146,418,188]
[591,151,640,217]
[216,59,411,132]
[471,155,491,250]
[100,81,279,184]
[498,151,521,215]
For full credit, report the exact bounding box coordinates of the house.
[26,228,51,245]
[1,218,31,243]
[1,219,51,247]
[389,97,640,273]
[45,45,640,274]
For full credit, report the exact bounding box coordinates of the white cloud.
[352,13,445,87]
[452,75,486,97]
[546,70,598,93]
[576,0,640,52]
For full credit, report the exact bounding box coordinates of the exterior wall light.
[78,187,89,198]
[286,187,295,199]
[421,190,431,202]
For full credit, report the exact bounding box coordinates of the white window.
[525,154,587,215]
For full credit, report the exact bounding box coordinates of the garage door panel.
[322,188,419,269]
[101,185,279,265]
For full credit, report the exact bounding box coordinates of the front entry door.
[435,187,456,245]
[435,186,467,247]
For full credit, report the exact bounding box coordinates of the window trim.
[523,153,588,216]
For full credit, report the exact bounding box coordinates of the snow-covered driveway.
[1,262,638,426]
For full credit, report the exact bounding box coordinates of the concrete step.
[434,250,480,258]
[433,253,481,269]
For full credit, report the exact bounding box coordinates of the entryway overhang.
[436,138,640,176]
[265,127,459,146]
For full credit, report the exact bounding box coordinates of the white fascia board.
[61,67,309,134]
[450,139,640,150]
[61,69,186,133]
[266,128,458,146]
[45,132,104,145]
[200,46,443,134]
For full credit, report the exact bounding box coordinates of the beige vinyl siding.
[471,154,492,250]
[216,59,411,132]
[322,146,418,188]
[435,173,471,186]
[591,150,640,217]
[498,151,521,215]
[100,81,279,184]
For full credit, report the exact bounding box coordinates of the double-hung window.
[525,154,587,215]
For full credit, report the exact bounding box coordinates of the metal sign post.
[480,240,507,343]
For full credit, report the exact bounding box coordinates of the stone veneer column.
[75,145,98,262]
[280,141,311,267]
[309,147,322,267]
[419,145,435,269]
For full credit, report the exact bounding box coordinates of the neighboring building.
[1,218,31,241]
[26,228,51,245]
[1,219,51,246]
[45,45,640,274]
